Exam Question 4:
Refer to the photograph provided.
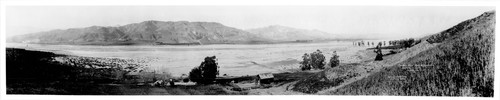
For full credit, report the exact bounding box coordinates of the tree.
[300,53,311,70]
[188,56,219,84]
[329,51,340,68]
[188,67,202,83]
[300,50,326,70]
[310,49,326,69]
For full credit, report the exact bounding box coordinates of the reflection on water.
[7,41,361,76]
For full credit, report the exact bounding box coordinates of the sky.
[6,6,495,39]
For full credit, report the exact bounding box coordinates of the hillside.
[8,21,269,45]
[246,25,339,41]
[324,11,495,96]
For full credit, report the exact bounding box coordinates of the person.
[169,79,175,87]
[374,45,383,61]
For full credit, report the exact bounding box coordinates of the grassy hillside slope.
[327,11,495,97]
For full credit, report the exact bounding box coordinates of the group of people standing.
[352,40,386,61]
[353,41,388,47]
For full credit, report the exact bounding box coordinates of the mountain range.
[7,21,340,45]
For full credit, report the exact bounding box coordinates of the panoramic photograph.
[2,5,496,97]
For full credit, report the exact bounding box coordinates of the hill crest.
[8,21,268,45]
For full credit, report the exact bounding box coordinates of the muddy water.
[7,41,365,77]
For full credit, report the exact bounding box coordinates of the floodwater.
[7,41,367,77]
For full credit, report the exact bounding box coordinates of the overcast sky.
[6,6,494,39]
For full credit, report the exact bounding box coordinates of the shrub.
[404,38,415,48]
[388,38,418,48]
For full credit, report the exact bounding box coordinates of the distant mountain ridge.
[8,21,270,45]
[246,25,339,41]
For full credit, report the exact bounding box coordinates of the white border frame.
[0,0,498,100]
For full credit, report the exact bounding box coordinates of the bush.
[388,38,418,48]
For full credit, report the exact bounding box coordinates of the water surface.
[8,41,363,76]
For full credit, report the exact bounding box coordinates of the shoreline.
[5,46,372,95]
[6,42,362,77]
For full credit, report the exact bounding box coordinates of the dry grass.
[325,11,495,97]
[291,63,361,93]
